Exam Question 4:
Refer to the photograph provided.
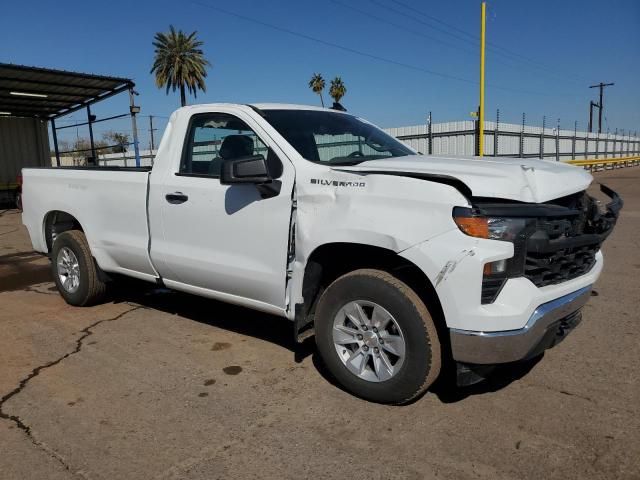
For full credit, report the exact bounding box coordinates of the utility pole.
[589,82,614,134]
[149,115,157,152]
[589,101,596,133]
[478,1,486,157]
[129,88,141,167]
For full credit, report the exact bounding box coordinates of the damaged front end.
[453,184,622,387]
[455,184,622,305]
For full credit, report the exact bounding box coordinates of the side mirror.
[220,155,271,184]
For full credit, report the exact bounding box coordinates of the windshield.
[261,109,414,166]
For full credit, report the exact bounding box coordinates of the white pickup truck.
[22,104,621,403]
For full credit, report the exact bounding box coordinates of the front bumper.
[449,285,592,364]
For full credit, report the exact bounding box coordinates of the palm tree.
[308,73,325,107]
[151,25,211,107]
[329,77,347,109]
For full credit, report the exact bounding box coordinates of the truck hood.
[332,155,593,203]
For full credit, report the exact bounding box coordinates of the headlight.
[453,207,530,304]
[453,208,527,241]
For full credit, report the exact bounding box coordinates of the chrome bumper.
[450,286,592,365]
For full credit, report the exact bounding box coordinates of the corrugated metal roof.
[0,63,134,119]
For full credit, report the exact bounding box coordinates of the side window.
[179,113,270,177]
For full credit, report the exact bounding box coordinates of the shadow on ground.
[109,277,317,363]
[430,356,542,403]
[107,277,539,404]
[0,251,52,292]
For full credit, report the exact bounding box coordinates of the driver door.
[149,110,293,312]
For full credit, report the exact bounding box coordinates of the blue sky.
[2,0,639,147]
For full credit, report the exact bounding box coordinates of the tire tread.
[52,230,107,306]
[316,268,441,404]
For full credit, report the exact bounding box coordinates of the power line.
[330,0,479,58]
[381,0,590,84]
[333,0,582,86]
[190,0,475,85]
[390,0,493,44]
[189,1,564,97]
[370,0,481,49]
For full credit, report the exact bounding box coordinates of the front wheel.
[51,230,107,306]
[315,269,441,404]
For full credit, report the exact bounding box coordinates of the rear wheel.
[51,230,107,306]
[315,269,441,404]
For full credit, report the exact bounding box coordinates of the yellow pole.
[479,1,486,157]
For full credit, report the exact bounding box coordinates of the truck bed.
[21,167,157,280]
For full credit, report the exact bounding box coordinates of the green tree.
[102,131,131,153]
[69,138,91,165]
[329,77,347,105]
[151,25,211,107]
[308,73,326,107]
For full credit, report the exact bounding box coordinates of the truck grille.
[524,243,599,287]
[476,186,620,302]
[523,209,599,288]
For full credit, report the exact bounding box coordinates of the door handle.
[165,192,189,204]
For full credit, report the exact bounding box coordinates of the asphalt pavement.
[0,167,638,480]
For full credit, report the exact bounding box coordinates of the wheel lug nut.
[357,334,363,340]
[363,345,369,351]
[373,327,378,333]
[374,347,379,354]
[379,338,384,344]
[362,325,368,331]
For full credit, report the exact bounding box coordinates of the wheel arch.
[43,210,85,253]
[295,242,448,352]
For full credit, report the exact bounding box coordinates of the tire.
[315,269,441,404]
[51,230,107,306]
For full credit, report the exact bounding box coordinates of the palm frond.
[151,25,211,105]
[329,77,346,103]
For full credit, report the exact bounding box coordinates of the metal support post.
[51,118,60,166]
[555,118,560,161]
[626,130,631,156]
[427,111,433,155]
[571,121,577,160]
[87,105,96,162]
[129,88,141,167]
[519,113,525,158]
[474,113,480,156]
[494,109,499,157]
[585,131,589,158]
[540,116,545,159]
[604,129,609,158]
[149,115,156,152]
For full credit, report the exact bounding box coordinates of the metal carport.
[0,63,141,204]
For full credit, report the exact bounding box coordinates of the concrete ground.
[0,167,638,480]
